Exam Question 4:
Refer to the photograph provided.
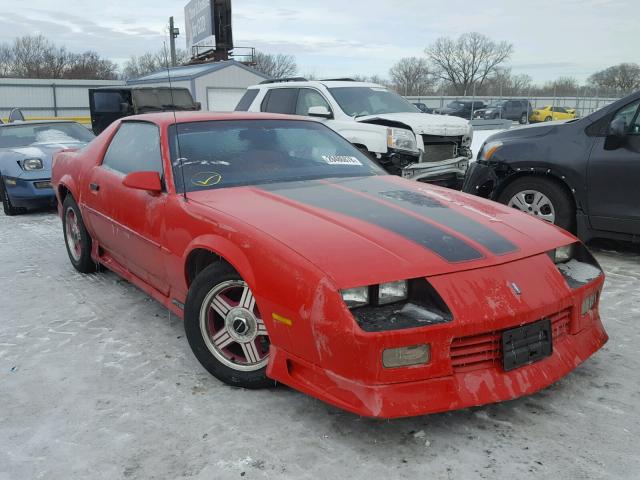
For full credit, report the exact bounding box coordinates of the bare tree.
[479,68,532,96]
[426,32,513,95]
[389,57,434,95]
[121,49,190,80]
[589,63,640,94]
[253,52,297,79]
[66,52,118,80]
[0,35,117,79]
[0,44,14,77]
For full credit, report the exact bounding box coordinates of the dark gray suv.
[473,99,532,124]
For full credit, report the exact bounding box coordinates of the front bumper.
[3,176,56,208]
[402,156,469,189]
[265,252,607,419]
[268,318,607,418]
[461,161,500,198]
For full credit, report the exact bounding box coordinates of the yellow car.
[529,105,577,122]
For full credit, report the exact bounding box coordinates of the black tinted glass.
[235,89,259,111]
[169,120,383,193]
[261,89,297,114]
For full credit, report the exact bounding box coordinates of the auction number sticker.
[322,155,363,166]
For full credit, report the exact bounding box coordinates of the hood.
[488,121,570,142]
[0,141,86,176]
[357,112,470,137]
[189,176,574,287]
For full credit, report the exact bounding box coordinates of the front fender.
[328,120,388,154]
[182,234,257,289]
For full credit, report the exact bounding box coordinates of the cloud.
[0,0,638,81]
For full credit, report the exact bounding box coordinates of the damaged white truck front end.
[238,79,473,189]
[357,113,473,189]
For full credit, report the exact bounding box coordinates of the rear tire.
[544,116,552,122]
[498,176,575,232]
[0,176,25,216]
[184,262,275,389]
[62,195,96,273]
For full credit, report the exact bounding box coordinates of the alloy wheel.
[199,280,269,372]
[65,207,82,261]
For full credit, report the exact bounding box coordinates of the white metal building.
[0,78,125,120]
[126,60,269,111]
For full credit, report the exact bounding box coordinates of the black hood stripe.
[260,179,484,263]
[358,177,517,255]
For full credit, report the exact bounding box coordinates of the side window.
[235,89,259,111]
[295,89,331,116]
[612,100,640,135]
[260,88,298,114]
[92,91,123,113]
[103,122,163,175]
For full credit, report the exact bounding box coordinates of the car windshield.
[0,122,95,149]
[447,102,465,109]
[329,87,418,117]
[169,120,384,193]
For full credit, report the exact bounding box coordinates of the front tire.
[0,176,25,216]
[544,116,552,122]
[519,113,528,124]
[498,177,575,232]
[184,262,274,389]
[62,195,96,273]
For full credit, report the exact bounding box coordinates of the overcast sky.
[2,0,637,83]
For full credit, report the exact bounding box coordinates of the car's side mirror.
[120,102,132,115]
[194,101,202,111]
[122,171,162,194]
[308,106,332,119]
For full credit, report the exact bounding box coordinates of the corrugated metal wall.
[0,78,125,119]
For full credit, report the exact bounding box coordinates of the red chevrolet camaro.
[52,112,607,418]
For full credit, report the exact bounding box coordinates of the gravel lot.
[1,210,639,480]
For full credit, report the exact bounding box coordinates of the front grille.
[421,134,463,163]
[449,309,571,373]
[422,143,457,162]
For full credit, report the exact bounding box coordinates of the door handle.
[89,183,100,192]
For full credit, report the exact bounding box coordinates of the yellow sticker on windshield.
[191,172,222,187]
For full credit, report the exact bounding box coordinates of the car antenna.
[163,42,188,202]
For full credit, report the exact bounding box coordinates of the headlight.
[549,242,603,288]
[378,280,408,305]
[550,244,575,264]
[22,158,43,170]
[341,286,369,308]
[387,128,417,152]
[478,141,502,161]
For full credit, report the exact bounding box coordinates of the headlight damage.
[387,128,418,152]
[549,242,603,289]
[341,278,452,332]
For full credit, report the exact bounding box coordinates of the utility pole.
[169,16,180,67]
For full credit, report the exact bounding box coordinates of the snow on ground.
[1,211,640,480]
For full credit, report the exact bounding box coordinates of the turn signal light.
[382,344,430,368]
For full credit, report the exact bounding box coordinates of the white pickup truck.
[235,78,473,188]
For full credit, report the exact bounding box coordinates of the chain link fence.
[406,86,627,120]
